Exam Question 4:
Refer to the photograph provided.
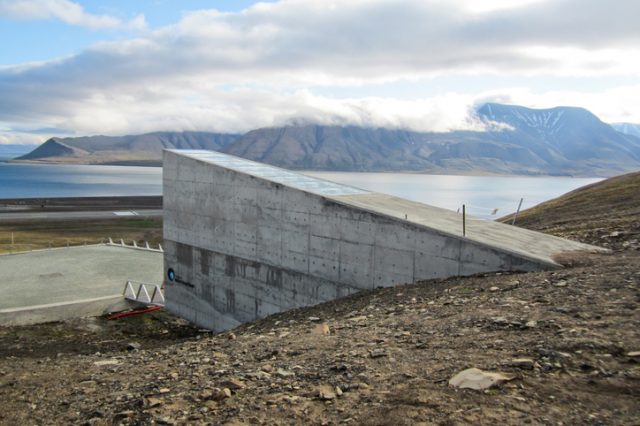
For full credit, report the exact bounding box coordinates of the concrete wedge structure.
[163,150,604,331]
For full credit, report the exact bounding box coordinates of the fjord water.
[0,163,162,198]
[304,172,601,219]
[0,163,600,219]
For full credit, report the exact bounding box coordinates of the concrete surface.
[0,244,163,325]
[336,192,599,266]
[0,295,134,327]
[163,150,603,332]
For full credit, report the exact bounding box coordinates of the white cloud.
[0,0,146,30]
[0,0,639,142]
[6,83,640,145]
[459,0,547,14]
[0,131,46,145]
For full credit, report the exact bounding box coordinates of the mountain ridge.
[16,131,239,165]
[13,104,640,176]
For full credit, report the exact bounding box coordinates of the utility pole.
[512,198,524,225]
[462,204,466,237]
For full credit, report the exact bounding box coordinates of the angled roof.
[169,149,605,267]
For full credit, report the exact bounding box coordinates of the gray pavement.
[0,244,162,311]
[0,209,163,221]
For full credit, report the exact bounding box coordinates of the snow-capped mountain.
[477,103,640,165]
[479,103,571,137]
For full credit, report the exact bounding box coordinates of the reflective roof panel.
[170,150,369,197]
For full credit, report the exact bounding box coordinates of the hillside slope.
[500,170,640,251]
[225,125,442,171]
[1,175,639,425]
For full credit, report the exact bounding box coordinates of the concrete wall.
[163,151,549,331]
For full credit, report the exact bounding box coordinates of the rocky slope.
[499,170,640,251]
[0,174,639,425]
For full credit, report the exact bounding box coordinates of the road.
[0,209,163,221]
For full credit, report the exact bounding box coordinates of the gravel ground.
[0,245,638,425]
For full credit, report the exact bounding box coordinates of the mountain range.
[13,103,640,176]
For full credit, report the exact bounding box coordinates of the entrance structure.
[163,150,600,331]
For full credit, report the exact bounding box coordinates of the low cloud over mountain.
[1,0,640,144]
[16,103,640,177]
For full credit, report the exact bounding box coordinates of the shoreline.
[5,159,615,178]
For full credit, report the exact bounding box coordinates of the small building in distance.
[163,150,601,331]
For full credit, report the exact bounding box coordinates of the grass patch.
[0,217,163,254]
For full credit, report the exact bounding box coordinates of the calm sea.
[0,163,162,199]
[306,172,601,219]
[0,163,601,219]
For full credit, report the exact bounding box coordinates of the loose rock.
[318,385,337,400]
[449,368,515,390]
[126,342,141,351]
[510,358,535,370]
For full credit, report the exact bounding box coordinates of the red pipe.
[107,305,162,320]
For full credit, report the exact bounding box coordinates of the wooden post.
[11,232,14,246]
[462,204,466,237]
[512,198,524,225]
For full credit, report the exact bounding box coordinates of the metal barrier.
[123,280,165,306]
[107,237,163,252]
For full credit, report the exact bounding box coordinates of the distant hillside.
[473,103,640,175]
[477,103,633,161]
[612,123,640,138]
[225,104,640,176]
[226,126,440,171]
[17,132,239,166]
[499,170,640,251]
[14,104,640,176]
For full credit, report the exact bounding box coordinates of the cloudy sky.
[1,0,639,145]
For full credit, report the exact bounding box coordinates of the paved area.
[0,209,163,221]
[0,245,162,310]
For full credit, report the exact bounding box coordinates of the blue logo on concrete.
[167,268,175,282]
